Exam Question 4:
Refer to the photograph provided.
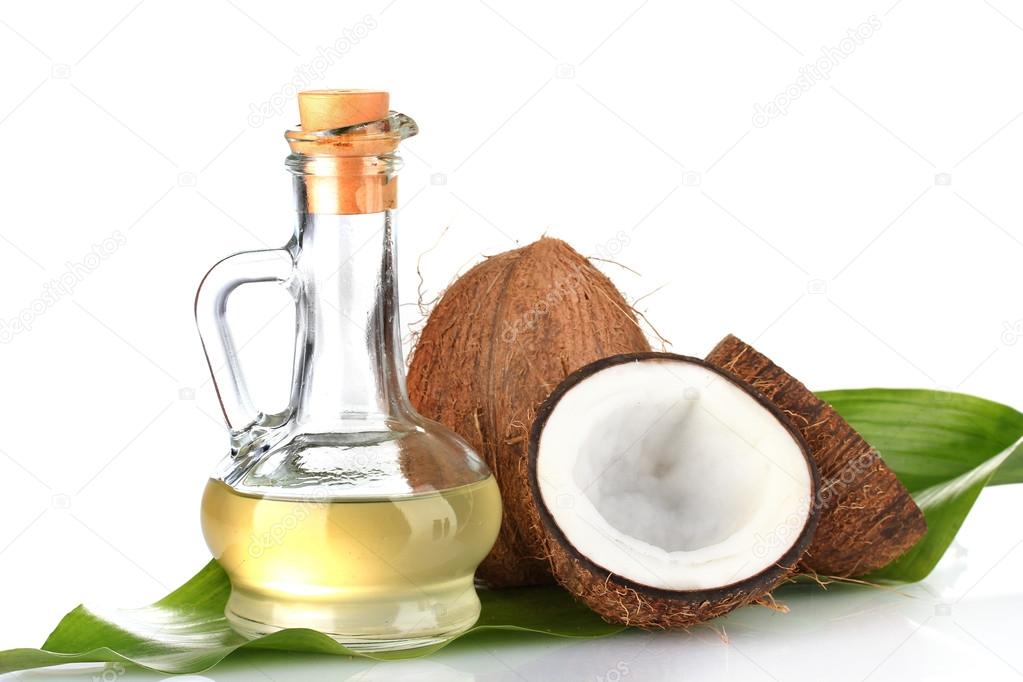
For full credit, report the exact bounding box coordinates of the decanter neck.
[289,206,413,428]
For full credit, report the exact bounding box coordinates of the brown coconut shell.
[705,334,927,577]
[407,237,651,587]
[525,353,820,628]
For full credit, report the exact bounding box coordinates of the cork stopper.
[298,90,390,131]
[290,89,399,215]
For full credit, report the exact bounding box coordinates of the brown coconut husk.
[705,335,927,577]
[407,237,651,587]
[524,352,820,628]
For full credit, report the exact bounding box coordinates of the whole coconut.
[407,237,650,587]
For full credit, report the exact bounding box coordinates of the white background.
[1,0,1022,680]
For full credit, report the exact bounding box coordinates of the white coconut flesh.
[536,357,813,591]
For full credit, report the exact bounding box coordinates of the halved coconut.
[705,334,927,576]
[527,352,820,628]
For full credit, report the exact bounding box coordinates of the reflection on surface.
[6,591,1023,682]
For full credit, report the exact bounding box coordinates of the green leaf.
[819,388,1023,582]
[0,561,622,675]
[2,388,1020,675]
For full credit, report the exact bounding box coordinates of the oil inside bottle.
[201,475,502,650]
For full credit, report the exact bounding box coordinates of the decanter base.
[222,583,482,653]
[225,606,475,652]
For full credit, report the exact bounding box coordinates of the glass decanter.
[196,90,501,652]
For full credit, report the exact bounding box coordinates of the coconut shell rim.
[527,351,822,601]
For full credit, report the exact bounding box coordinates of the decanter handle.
[194,248,297,434]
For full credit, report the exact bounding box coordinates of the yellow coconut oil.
[201,475,502,648]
